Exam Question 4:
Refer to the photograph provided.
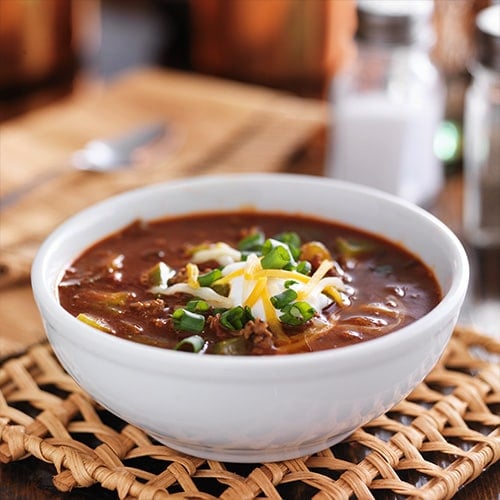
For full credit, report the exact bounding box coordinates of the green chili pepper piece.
[81,290,135,307]
[212,283,230,297]
[147,261,175,287]
[336,237,375,257]
[373,264,393,276]
[212,336,249,355]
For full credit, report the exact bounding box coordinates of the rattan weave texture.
[1,326,498,499]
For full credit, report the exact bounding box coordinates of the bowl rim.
[31,173,470,375]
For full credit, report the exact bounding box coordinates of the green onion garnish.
[296,260,312,275]
[238,231,265,252]
[185,299,210,313]
[174,334,206,353]
[220,306,253,330]
[284,279,299,288]
[261,239,294,269]
[198,268,223,287]
[279,301,315,326]
[270,289,298,309]
[172,308,205,333]
[274,232,301,259]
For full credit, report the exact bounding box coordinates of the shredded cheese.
[253,269,310,283]
[243,277,268,308]
[213,267,244,285]
[186,263,200,288]
[153,239,348,338]
[244,253,262,279]
[191,243,241,266]
[160,283,233,308]
[296,260,333,300]
[260,281,288,343]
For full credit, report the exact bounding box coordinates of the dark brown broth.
[58,212,442,354]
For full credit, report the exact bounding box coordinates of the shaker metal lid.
[475,4,500,72]
[356,0,434,46]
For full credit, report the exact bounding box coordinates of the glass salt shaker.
[463,3,500,249]
[326,0,445,207]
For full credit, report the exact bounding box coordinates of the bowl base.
[148,430,355,463]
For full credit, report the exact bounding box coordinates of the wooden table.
[0,67,498,499]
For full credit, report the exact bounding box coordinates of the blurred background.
[0,0,494,189]
[0,0,492,132]
[0,0,355,116]
[0,0,493,177]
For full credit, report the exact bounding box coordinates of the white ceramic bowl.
[32,173,469,462]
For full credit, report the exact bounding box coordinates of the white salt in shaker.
[326,0,445,207]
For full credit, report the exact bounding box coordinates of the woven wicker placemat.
[0,326,498,499]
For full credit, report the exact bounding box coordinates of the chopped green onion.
[261,238,279,255]
[174,334,206,353]
[261,239,294,269]
[279,301,315,326]
[270,289,298,309]
[198,268,223,287]
[185,299,211,313]
[296,261,312,275]
[213,336,248,355]
[274,231,301,248]
[220,306,253,330]
[172,308,205,333]
[238,231,265,252]
[274,232,301,259]
[284,279,299,288]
